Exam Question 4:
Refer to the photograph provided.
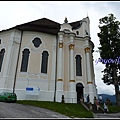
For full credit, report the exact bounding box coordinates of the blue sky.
[0,1,119,95]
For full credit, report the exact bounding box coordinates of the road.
[0,102,69,118]
[94,113,120,118]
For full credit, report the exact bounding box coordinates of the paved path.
[0,102,70,118]
[94,112,120,118]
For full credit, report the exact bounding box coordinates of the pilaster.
[84,47,94,103]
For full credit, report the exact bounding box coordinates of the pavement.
[93,112,120,118]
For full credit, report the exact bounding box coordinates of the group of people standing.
[99,95,109,114]
[86,94,108,114]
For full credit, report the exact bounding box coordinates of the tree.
[97,13,120,106]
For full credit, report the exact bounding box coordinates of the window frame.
[41,51,49,74]
[75,54,82,76]
[20,49,30,72]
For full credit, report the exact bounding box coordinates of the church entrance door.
[76,83,84,103]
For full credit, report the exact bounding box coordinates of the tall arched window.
[20,49,30,72]
[41,51,49,73]
[0,49,5,72]
[75,55,82,76]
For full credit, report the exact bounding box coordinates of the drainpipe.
[54,35,58,102]
[13,30,23,93]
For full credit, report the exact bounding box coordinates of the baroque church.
[0,16,98,103]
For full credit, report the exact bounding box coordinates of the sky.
[0,1,119,95]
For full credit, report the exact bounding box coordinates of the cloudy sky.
[0,1,119,95]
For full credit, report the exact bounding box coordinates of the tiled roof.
[0,18,82,35]
[15,18,61,35]
[69,20,82,30]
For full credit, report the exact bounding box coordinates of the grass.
[16,100,120,118]
[108,105,120,113]
[106,105,120,113]
[16,100,94,118]
[100,104,120,113]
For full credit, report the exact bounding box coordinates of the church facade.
[0,17,98,103]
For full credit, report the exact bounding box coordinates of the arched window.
[20,49,30,72]
[75,55,82,76]
[32,37,42,48]
[0,49,5,72]
[41,51,49,73]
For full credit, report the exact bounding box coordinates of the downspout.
[13,30,23,93]
[54,34,58,102]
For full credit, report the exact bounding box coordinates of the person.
[106,98,109,105]
[86,94,90,104]
[104,103,108,114]
[99,95,102,104]
[95,99,100,110]
[94,96,97,104]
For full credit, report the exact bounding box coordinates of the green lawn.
[16,100,120,118]
[101,104,120,113]
[16,100,94,118]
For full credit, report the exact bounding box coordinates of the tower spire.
[64,17,68,23]
[87,11,88,17]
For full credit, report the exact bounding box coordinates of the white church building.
[0,16,98,103]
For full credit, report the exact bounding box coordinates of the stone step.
[83,102,104,113]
